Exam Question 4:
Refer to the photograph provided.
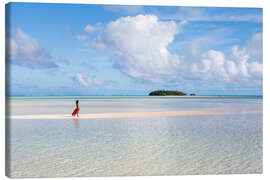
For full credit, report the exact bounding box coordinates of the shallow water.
[6,96,262,177]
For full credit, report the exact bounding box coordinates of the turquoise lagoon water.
[6,96,262,177]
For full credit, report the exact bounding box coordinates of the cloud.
[6,28,57,69]
[74,73,101,87]
[168,27,236,65]
[93,14,186,83]
[191,45,262,83]
[77,24,101,41]
[246,32,262,59]
[192,50,229,81]
[79,14,262,91]
[84,24,96,33]
[160,7,262,23]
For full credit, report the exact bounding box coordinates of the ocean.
[6,96,263,177]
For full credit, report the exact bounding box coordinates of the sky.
[6,2,263,95]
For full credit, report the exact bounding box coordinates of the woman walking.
[72,100,80,117]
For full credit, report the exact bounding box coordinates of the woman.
[72,100,80,117]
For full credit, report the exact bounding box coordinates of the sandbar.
[9,108,262,120]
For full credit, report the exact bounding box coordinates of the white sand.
[9,108,262,120]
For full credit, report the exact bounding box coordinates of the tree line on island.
[149,90,196,96]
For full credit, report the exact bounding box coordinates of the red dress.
[72,106,80,116]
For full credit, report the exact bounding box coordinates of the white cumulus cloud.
[191,50,229,81]
[6,28,57,69]
[93,14,186,83]
[191,45,262,82]
[80,14,262,88]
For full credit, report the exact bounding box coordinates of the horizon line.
[7,94,263,97]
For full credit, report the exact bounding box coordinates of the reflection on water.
[73,118,79,129]
[7,97,262,177]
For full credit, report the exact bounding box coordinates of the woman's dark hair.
[76,100,79,104]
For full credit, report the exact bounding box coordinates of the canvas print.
[5,2,263,178]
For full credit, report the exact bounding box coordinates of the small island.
[149,90,187,96]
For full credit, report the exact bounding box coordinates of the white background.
[0,0,269,180]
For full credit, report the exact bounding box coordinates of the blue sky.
[6,3,263,95]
